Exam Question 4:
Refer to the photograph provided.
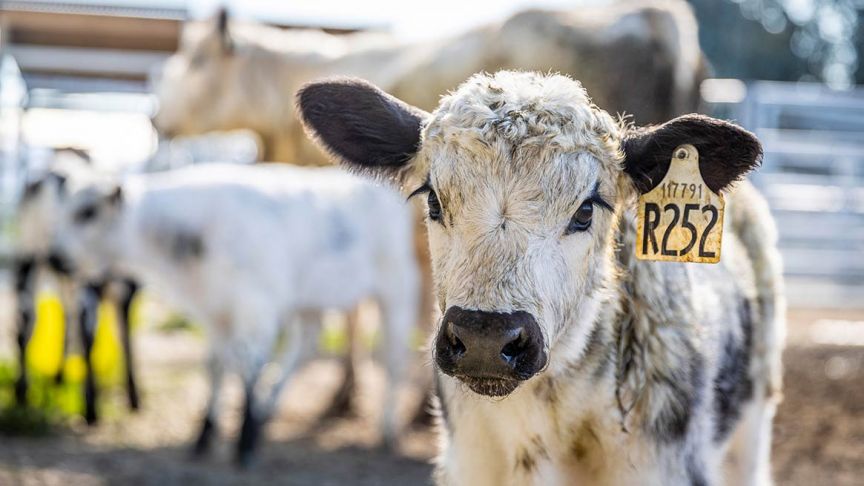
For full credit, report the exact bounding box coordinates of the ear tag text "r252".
[636,144,725,264]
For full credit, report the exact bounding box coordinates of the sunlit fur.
[154,0,704,163]
[53,164,419,447]
[386,72,783,485]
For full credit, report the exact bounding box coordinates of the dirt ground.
[0,308,862,486]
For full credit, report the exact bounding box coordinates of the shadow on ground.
[0,310,862,485]
[0,434,432,486]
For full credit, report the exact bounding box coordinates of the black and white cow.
[297,71,785,485]
[51,163,420,466]
[14,161,140,424]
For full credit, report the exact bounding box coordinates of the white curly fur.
[51,164,420,450]
[302,71,785,486]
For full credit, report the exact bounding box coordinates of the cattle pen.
[1,1,863,485]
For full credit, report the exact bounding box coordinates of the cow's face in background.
[17,154,94,272]
[54,180,126,282]
[297,71,761,397]
[152,9,256,138]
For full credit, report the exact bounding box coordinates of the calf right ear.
[296,78,430,179]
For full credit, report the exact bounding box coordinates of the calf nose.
[435,306,546,380]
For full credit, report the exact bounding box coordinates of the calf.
[52,164,419,465]
[14,161,140,424]
[154,1,705,164]
[297,71,785,485]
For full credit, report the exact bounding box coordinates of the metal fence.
[728,81,864,307]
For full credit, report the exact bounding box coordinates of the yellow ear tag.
[635,144,724,263]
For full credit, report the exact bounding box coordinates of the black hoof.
[235,448,257,470]
[236,403,260,469]
[127,388,140,412]
[84,399,98,426]
[14,378,28,407]
[379,434,398,455]
[191,416,216,459]
[84,410,98,426]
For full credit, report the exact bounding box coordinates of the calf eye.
[74,205,98,224]
[427,190,443,223]
[566,200,593,234]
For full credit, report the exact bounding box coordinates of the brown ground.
[0,309,862,485]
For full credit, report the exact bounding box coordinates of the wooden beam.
[2,9,183,52]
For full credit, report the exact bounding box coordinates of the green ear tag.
[635,144,725,264]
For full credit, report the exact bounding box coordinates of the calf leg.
[256,315,317,422]
[79,282,102,425]
[13,258,36,406]
[192,347,226,458]
[236,354,266,469]
[55,276,80,386]
[119,279,141,411]
[324,307,361,418]
[233,305,279,468]
[378,295,415,449]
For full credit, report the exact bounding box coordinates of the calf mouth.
[455,374,522,397]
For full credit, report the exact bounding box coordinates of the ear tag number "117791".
[636,144,725,264]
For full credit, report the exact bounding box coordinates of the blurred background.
[0,0,862,485]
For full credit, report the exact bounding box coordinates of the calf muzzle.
[435,306,546,397]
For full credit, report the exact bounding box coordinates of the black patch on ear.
[296,78,429,177]
[623,114,762,194]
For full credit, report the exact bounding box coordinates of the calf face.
[298,71,761,397]
[152,9,244,137]
[54,181,125,281]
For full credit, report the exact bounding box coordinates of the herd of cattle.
[9,1,786,485]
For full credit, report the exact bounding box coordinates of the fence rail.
[726,81,864,307]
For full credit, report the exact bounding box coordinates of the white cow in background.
[52,164,419,466]
[153,0,706,165]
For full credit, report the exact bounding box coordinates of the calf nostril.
[500,328,528,365]
[444,321,466,357]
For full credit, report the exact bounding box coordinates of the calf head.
[298,71,761,397]
[153,9,261,138]
[54,179,126,282]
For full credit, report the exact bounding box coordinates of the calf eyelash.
[407,183,431,201]
[587,182,612,212]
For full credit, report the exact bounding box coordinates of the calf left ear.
[296,78,430,180]
[622,114,762,194]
